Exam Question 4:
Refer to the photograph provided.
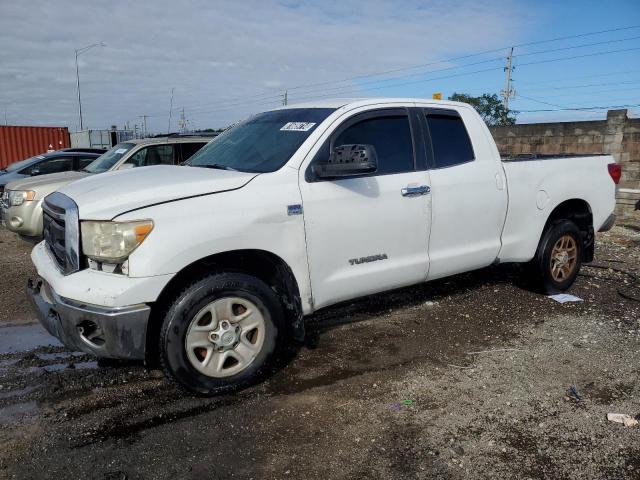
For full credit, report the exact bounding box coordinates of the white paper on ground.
[607,413,639,427]
[548,294,583,304]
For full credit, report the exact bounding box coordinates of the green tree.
[448,93,516,126]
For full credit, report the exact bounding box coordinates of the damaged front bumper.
[27,277,150,360]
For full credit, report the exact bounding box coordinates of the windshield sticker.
[115,148,128,154]
[280,122,316,132]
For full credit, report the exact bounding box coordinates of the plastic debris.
[548,294,583,303]
[567,385,583,402]
[388,400,414,410]
[607,413,639,427]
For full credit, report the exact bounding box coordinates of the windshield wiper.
[195,163,238,172]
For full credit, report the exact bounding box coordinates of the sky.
[1,0,639,132]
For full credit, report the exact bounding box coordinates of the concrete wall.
[490,110,640,223]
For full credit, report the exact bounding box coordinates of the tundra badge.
[287,204,303,216]
[349,254,388,266]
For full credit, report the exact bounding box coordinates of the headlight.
[8,190,35,206]
[81,220,154,263]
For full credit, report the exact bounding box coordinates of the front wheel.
[530,220,583,294]
[159,272,284,395]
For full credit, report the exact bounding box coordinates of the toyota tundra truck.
[27,98,619,395]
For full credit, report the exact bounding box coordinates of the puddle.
[0,324,62,354]
[0,359,19,369]
[74,361,98,370]
[36,351,84,361]
[42,360,98,373]
[0,401,38,426]
[0,385,38,399]
[43,363,67,373]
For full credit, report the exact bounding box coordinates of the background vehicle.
[0,148,105,194]
[27,98,618,395]
[1,137,209,241]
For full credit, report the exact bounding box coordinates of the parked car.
[1,137,209,241]
[0,148,105,194]
[27,98,618,395]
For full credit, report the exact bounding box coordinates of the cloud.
[0,0,529,131]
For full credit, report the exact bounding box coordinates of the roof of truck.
[276,97,469,110]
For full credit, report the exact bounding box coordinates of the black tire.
[530,219,583,294]
[159,272,284,395]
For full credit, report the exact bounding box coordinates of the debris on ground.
[548,293,584,303]
[607,413,639,427]
[566,385,583,403]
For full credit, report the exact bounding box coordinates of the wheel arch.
[540,198,594,262]
[145,249,304,364]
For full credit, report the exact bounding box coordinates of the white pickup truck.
[28,98,619,395]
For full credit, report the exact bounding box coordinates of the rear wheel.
[159,272,283,395]
[531,220,583,294]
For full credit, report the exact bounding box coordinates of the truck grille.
[42,192,81,274]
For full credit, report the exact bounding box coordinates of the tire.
[159,272,284,395]
[531,219,583,294]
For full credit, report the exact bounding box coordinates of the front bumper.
[1,199,43,238]
[27,277,150,360]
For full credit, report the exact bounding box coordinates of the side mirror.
[313,144,378,179]
[118,163,134,170]
[30,168,40,176]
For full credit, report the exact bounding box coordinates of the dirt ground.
[0,225,639,479]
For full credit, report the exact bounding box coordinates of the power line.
[516,45,640,67]
[514,68,640,88]
[145,25,640,116]
[202,44,640,114]
[518,103,640,113]
[524,79,640,91]
[287,46,640,104]
[514,34,640,58]
[518,86,640,101]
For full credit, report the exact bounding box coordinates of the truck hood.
[58,165,258,220]
[5,171,90,199]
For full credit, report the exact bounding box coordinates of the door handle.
[401,185,430,197]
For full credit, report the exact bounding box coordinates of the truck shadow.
[303,262,530,341]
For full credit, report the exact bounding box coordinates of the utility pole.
[282,90,288,106]
[167,88,175,134]
[501,47,516,112]
[139,115,149,137]
[74,42,106,131]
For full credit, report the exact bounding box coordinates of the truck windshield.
[83,143,135,174]
[185,108,335,173]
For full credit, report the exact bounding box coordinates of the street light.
[75,42,105,131]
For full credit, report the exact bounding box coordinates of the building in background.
[0,126,70,169]
[70,128,135,150]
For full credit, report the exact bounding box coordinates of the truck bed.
[497,154,616,262]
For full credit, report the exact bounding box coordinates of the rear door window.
[125,145,175,167]
[425,112,475,168]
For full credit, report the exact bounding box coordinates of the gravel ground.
[0,229,37,325]
[0,225,638,479]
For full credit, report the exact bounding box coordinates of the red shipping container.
[0,126,71,169]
